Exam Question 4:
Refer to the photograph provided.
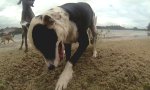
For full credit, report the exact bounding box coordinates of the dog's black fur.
[60,3,94,32]
[32,24,58,60]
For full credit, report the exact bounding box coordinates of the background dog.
[17,0,35,52]
[0,32,15,44]
[28,2,97,90]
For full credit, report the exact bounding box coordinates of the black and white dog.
[28,2,97,90]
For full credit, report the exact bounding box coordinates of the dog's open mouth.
[58,42,64,61]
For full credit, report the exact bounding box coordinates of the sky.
[0,0,150,29]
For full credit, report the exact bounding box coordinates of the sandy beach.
[0,34,150,90]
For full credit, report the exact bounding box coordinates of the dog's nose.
[48,64,55,70]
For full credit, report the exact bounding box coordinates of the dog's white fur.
[55,61,73,90]
[92,16,97,57]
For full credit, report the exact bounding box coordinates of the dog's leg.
[64,44,72,61]
[19,26,25,50]
[91,30,97,58]
[55,44,72,90]
[8,40,9,44]
[70,33,89,64]
[90,16,97,57]
[0,40,2,44]
[55,61,73,90]
[19,26,28,52]
[87,28,93,45]
[24,27,28,52]
[19,33,24,50]
[55,33,89,90]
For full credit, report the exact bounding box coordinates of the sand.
[0,36,150,90]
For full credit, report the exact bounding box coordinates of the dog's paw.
[93,50,97,57]
[55,62,73,90]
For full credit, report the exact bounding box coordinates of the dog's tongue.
[59,42,64,61]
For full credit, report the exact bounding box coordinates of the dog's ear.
[43,15,55,26]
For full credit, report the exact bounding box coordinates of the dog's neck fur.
[44,7,78,43]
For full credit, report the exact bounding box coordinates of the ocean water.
[98,29,149,40]
[14,30,149,42]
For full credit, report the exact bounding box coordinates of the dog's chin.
[48,64,55,70]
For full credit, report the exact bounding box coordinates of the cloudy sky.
[0,0,150,29]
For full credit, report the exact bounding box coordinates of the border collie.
[28,2,97,90]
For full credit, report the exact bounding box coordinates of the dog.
[28,2,97,90]
[0,32,15,44]
[17,0,35,52]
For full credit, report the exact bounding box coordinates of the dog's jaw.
[55,61,73,90]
